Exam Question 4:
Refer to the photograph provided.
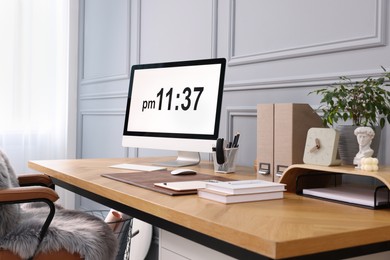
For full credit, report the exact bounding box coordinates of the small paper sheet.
[154,180,220,191]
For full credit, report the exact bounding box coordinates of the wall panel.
[80,112,127,158]
[230,0,385,65]
[138,0,217,63]
[75,1,390,256]
[81,0,130,84]
[225,107,257,167]
[222,0,389,91]
[77,0,390,169]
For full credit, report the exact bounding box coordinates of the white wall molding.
[226,106,257,139]
[127,0,141,65]
[80,91,127,100]
[78,110,127,158]
[80,109,125,116]
[228,0,387,66]
[211,0,219,58]
[224,107,257,166]
[80,74,130,85]
[136,0,218,62]
[224,68,389,91]
[78,69,389,99]
[76,0,390,168]
[79,0,131,85]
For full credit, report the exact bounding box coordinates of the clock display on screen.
[127,64,221,135]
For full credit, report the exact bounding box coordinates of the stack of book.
[198,180,286,204]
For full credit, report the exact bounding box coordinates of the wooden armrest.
[0,186,59,203]
[18,173,54,188]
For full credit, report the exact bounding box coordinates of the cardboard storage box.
[256,103,323,182]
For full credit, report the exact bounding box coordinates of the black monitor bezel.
[123,58,226,140]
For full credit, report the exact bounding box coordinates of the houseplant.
[310,67,390,164]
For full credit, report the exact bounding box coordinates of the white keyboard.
[109,163,167,172]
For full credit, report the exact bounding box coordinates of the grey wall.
[75,1,390,257]
[77,0,390,169]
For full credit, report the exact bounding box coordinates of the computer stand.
[154,151,201,167]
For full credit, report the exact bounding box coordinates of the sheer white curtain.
[0,0,70,173]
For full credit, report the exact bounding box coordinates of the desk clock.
[303,128,341,166]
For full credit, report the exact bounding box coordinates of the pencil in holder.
[213,147,239,173]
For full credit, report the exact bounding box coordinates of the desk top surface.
[28,158,390,259]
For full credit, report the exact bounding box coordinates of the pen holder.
[213,148,238,173]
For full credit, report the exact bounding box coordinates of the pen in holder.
[213,147,239,173]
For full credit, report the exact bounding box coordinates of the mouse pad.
[101,171,233,196]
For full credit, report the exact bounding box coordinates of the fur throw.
[0,150,20,238]
[0,150,118,260]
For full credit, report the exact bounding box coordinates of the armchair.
[0,151,118,260]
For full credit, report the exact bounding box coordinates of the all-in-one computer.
[122,58,226,167]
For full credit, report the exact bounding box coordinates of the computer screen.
[122,58,226,166]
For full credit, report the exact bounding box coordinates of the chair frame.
[0,174,72,260]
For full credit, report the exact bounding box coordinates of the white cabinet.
[159,228,390,260]
[159,229,235,260]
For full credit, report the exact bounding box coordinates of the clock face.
[303,128,341,166]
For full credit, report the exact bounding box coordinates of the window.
[0,0,72,173]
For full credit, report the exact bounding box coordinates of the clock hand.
[310,138,321,153]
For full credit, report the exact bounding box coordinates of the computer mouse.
[171,169,197,175]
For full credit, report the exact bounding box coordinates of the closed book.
[198,188,284,204]
[205,180,286,195]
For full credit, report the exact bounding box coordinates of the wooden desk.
[28,158,390,259]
